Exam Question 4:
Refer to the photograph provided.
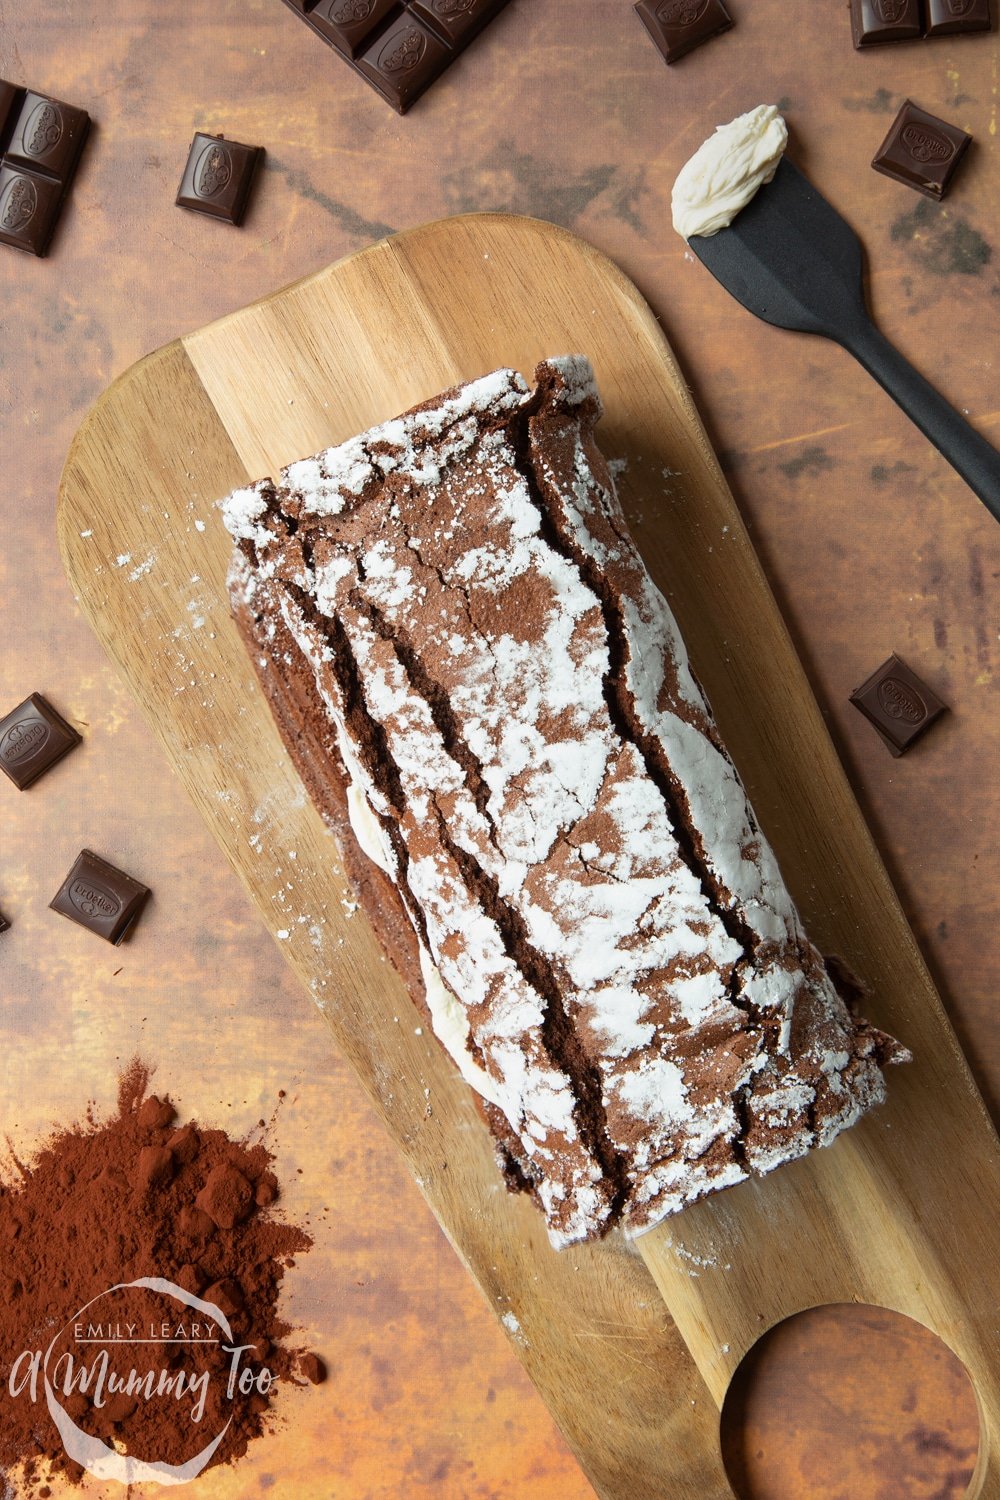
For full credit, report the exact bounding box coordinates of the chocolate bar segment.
[849,653,947,755]
[4,91,90,182]
[0,81,25,141]
[849,0,922,46]
[0,692,82,789]
[176,133,263,225]
[410,0,507,46]
[0,80,89,257]
[0,164,64,255]
[356,15,452,111]
[925,0,992,33]
[634,0,734,63]
[50,849,151,945]
[308,0,399,56]
[872,101,971,199]
[280,0,510,113]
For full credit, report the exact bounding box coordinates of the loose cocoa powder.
[0,1059,322,1494]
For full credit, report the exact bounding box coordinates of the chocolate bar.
[849,653,947,755]
[0,81,89,256]
[50,850,151,945]
[925,0,992,33]
[0,693,81,789]
[872,101,971,199]
[850,0,993,43]
[634,0,734,63]
[850,0,923,45]
[280,0,510,113]
[176,133,264,226]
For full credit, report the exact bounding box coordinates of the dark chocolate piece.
[0,80,25,141]
[410,0,508,46]
[0,909,9,934]
[849,653,947,755]
[0,164,64,255]
[50,849,151,945]
[634,0,734,63]
[0,80,89,257]
[0,692,82,789]
[309,0,400,56]
[849,0,922,46]
[925,0,992,33]
[357,16,451,110]
[176,133,263,226]
[872,101,971,199]
[279,0,511,114]
[3,90,90,182]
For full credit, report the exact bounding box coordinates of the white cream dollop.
[671,104,788,241]
[416,945,507,1112]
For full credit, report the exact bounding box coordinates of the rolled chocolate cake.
[221,357,906,1247]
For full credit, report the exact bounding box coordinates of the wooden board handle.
[637,1108,1000,1495]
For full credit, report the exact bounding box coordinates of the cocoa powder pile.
[0,1060,323,1494]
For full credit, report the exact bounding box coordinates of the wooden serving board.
[58,214,1000,1498]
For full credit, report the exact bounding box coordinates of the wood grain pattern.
[56,213,999,1497]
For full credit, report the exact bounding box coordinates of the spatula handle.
[841,322,1000,524]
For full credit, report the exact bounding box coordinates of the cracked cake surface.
[221,356,907,1248]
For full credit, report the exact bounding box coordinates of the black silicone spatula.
[689,156,1000,524]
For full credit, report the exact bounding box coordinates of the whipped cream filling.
[339,747,507,1113]
[671,104,788,241]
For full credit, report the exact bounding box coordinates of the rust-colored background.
[0,1,997,1496]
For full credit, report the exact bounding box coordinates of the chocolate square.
[849,654,947,756]
[0,692,81,788]
[410,0,506,46]
[872,101,972,199]
[0,163,66,255]
[3,90,90,182]
[925,0,992,33]
[356,16,452,111]
[0,81,26,147]
[849,0,922,46]
[175,133,263,225]
[279,0,509,112]
[308,0,399,56]
[634,0,734,63]
[50,849,151,945]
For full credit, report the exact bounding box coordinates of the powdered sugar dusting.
[221,356,903,1247]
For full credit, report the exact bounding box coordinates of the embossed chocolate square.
[0,80,25,141]
[849,654,947,756]
[0,80,90,257]
[872,101,972,199]
[0,162,68,255]
[3,90,90,182]
[50,849,151,945]
[849,0,922,46]
[634,0,734,63]
[410,0,508,45]
[308,0,399,56]
[0,692,81,788]
[925,0,992,33]
[175,133,263,225]
[356,16,452,112]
